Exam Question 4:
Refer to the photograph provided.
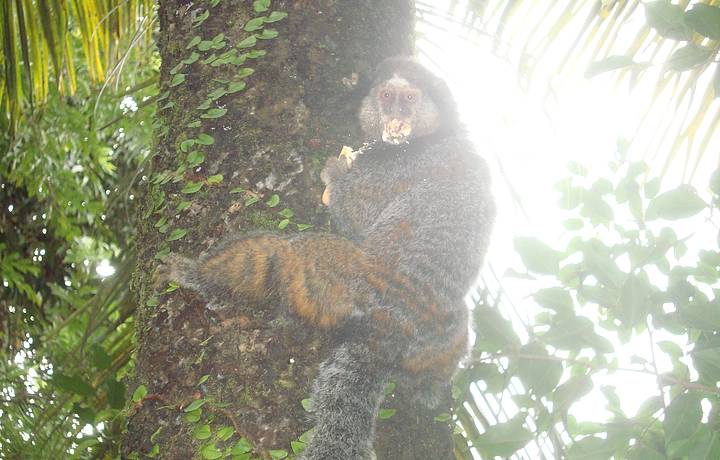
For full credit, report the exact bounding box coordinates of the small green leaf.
[180,139,195,152]
[146,296,159,307]
[193,424,212,440]
[198,40,213,51]
[266,194,280,207]
[207,174,224,184]
[167,228,187,241]
[278,208,294,218]
[290,441,306,454]
[182,52,200,64]
[217,426,234,441]
[207,88,227,100]
[227,81,247,93]
[201,108,228,119]
[186,36,202,49]
[269,450,288,459]
[244,17,265,31]
[434,413,452,422]
[278,219,290,229]
[181,182,204,194]
[236,68,255,78]
[197,375,210,386]
[170,74,186,87]
[176,201,192,213]
[384,381,396,396]
[184,399,206,412]
[232,438,253,455]
[253,0,270,12]
[169,62,184,75]
[245,196,260,206]
[246,49,267,59]
[301,398,314,412]
[230,187,244,194]
[196,100,212,110]
[378,408,396,419]
[187,120,201,128]
[132,385,147,402]
[200,443,222,460]
[187,151,205,167]
[265,11,288,23]
[196,133,215,145]
[193,10,210,27]
[184,408,202,423]
[297,223,313,231]
[237,35,257,48]
[257,29,279,39]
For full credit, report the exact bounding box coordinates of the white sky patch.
[96,259,116,278]
[417,0,713,444]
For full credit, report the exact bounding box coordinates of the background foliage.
[1,0,720,459]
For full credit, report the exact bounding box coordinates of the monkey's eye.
[382,91,391,99]
[407,94,414,101]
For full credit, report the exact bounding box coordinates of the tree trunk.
[123,1,453,458]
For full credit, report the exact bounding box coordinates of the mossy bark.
[123,1,453,458]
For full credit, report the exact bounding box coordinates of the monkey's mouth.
[382,118,412,144]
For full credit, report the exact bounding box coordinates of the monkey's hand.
[320,151,353,206]
[153,253,195,291]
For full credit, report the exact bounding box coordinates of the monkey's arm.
[156,233,397,328]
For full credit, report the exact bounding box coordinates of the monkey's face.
[360,75,440,144]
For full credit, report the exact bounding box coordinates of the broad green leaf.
[667,45,713,72]
[515,342,562,397]
[663,393,702,445]
[475,416,533,458]
[266,194,280,207]
[552,375,593,412]
[646,186,706,220]
[207,174,223,185]
[685,4,720,39]
[514,237,562,275]
[566,436,616,460]
[269,450,288,459]
[51,373,95,397]
[533,287,573,313]
[644,1,691,40]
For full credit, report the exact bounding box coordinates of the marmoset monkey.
[156,57,495,459]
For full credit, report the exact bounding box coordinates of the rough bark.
[123,1,453,458]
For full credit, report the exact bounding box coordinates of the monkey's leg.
[300,342,390,460]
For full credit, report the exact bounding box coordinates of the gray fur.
[159,57,495,459]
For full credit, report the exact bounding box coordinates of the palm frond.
[0,0,154,136]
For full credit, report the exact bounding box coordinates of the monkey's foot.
[153,253,194,291]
